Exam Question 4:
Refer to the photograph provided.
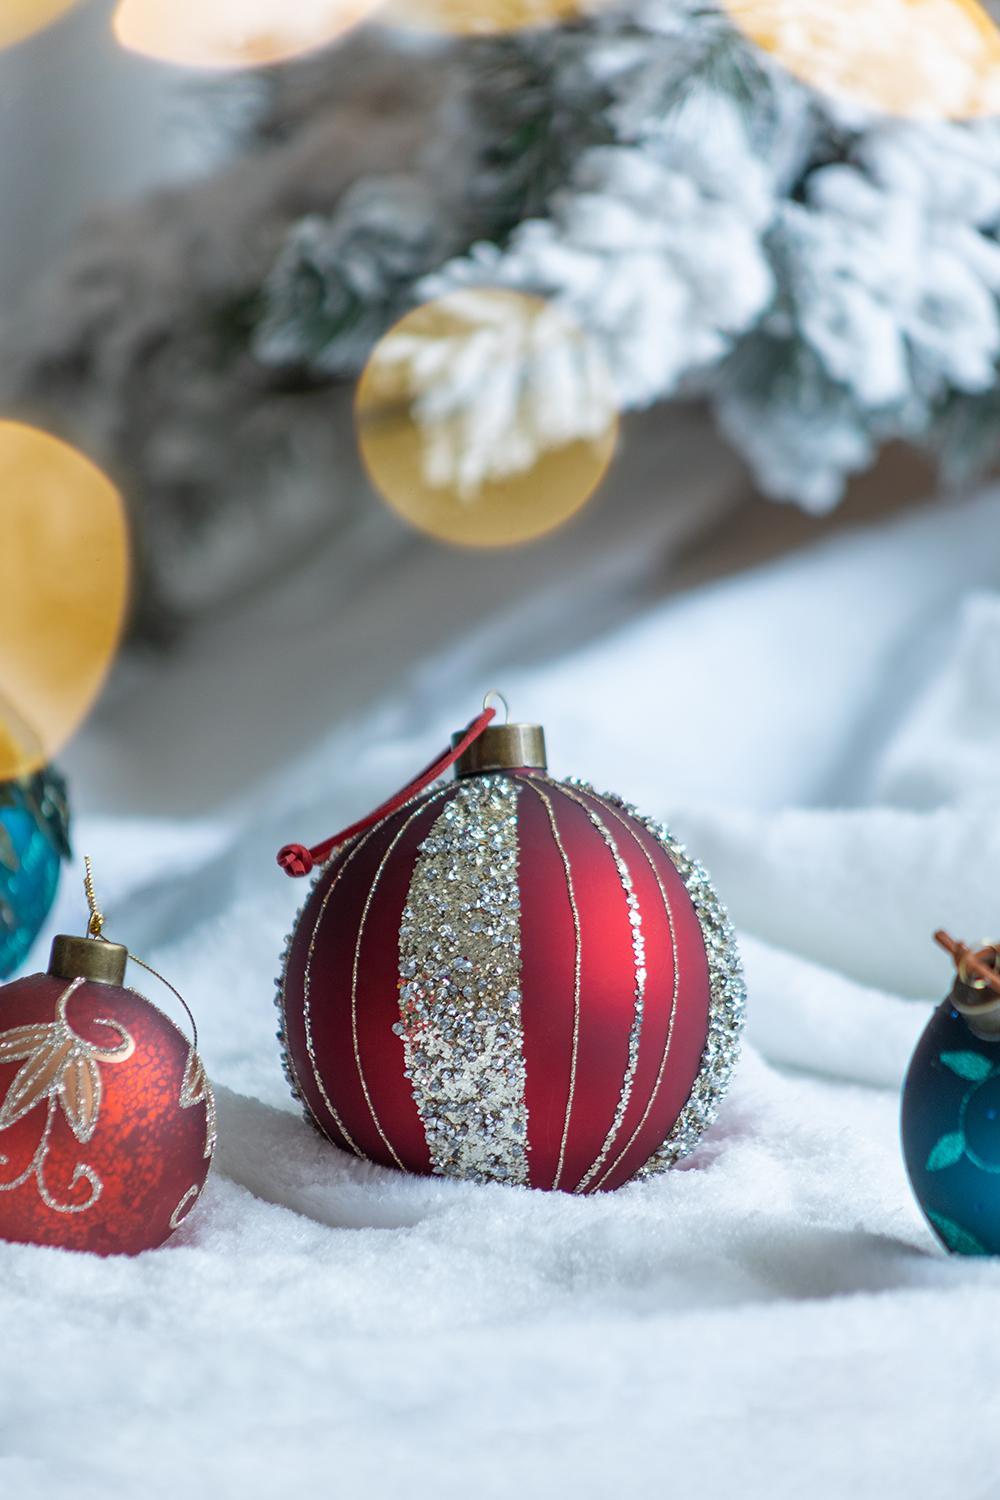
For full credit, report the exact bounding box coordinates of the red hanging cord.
[277,706,496,877]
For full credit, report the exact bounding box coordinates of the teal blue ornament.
[0,768,71,979]
[901,933,1000,1257]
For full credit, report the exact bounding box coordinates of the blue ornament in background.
[0,768,71,979]
[902,932,1000,1257]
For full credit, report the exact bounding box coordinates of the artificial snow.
[13,480,1000,1499]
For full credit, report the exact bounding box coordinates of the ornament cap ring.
[48,933,129,987]
[453,721,547,777]
[482,689,510,722]
[935,930,1000,1039]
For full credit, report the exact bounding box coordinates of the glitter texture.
[395,775,529,1185]
[578,786,746,1174]
[552,784,648,1195]
[0,974,215,1252]
[277,785,453,1157]
[297,825,385,1157]
[276,888,313,1109]
[168,1182,200,1231]
[179,1048,217,1162]
[0,978,135,1214]
[276,765,744,1190]
[520,780,581,1191]
[350,794,454,1171]
[551,783,683,1192]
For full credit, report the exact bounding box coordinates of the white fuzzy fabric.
[14,482,1000,1499]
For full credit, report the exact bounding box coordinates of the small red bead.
[278,843,314,878]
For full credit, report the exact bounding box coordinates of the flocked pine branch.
[254,0,1000,510]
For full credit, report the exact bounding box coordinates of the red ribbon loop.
[277,706,496,878]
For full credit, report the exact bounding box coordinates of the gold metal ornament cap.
[453,721,547,777]
[955,994,1000,1041]
[48,934,128,988]
[934,931,1000,1040]
[953,955,1000,1041]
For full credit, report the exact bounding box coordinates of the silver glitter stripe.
[521,780,582,1191]
[563,780,746,1175]
[350,793,454,1171]
[553,785,647,1196]
[395,776,529,1185]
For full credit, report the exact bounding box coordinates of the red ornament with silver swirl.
[276,700,744,1192]
[0,863,216,1253]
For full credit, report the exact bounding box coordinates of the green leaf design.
[926,1132,966,1171]
[927,1210,990,1257]
[940,1051,993,1082]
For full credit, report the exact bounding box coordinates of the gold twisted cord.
[83,855,105,938]
[82,857,199,1050]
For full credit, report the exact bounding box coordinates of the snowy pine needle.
[255,0,1000,508]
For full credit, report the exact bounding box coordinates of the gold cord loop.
[124,949,200,1053]
[80,857,199,1051]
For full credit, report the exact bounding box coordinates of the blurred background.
[4,12,1000,1492]
[1,0,999,848]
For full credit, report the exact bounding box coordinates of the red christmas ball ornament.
[277,705,745,1192]
[0,882,215,1254]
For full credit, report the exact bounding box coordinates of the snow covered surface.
[14,479,1000,1499]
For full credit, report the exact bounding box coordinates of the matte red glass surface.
[0,973,213,1254]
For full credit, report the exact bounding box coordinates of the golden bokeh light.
[724,0,1000,119]
[0,423,129,780]
[384,0,583,36]
[355,290,619,549]
[0,0,79,52]
[111,0,381,69]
